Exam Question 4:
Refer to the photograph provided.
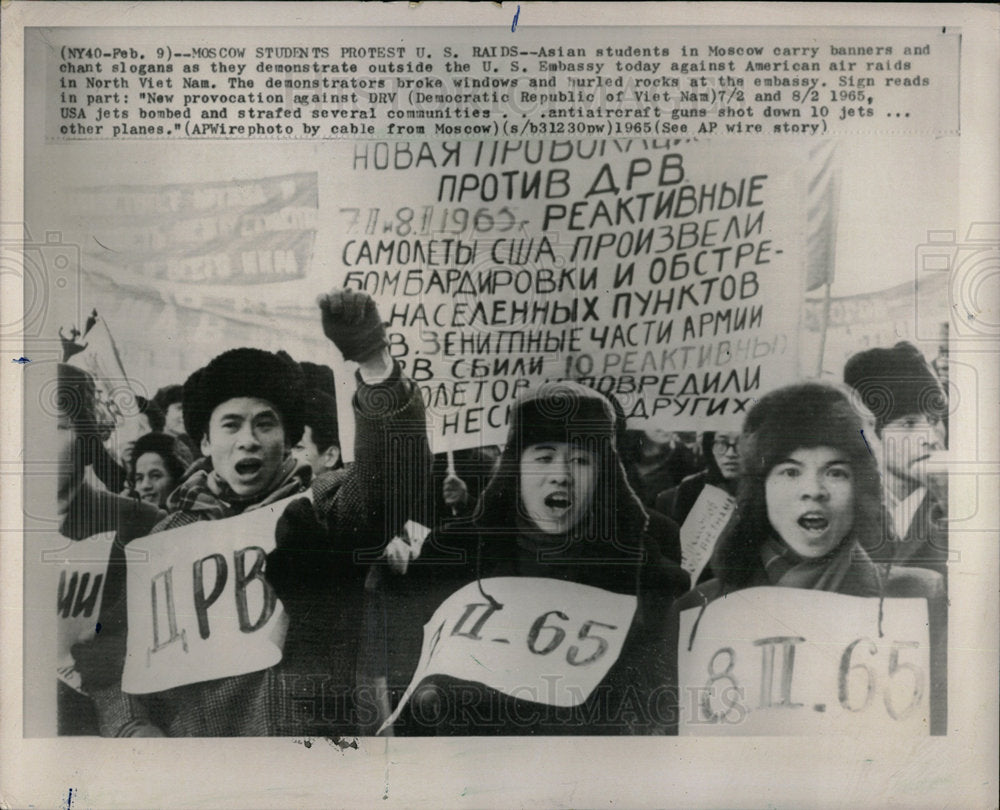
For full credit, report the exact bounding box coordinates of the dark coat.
[95,364,431,737]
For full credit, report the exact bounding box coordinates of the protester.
[655,431,741,526]
[630,426,702,508]
[53,365,165,736]
[843,341,949,577]
[290,389,342,478]
[153,383,199,459]
[670,382,946,734]
[380,381,687,735]
[129,432,193,509]
[92,289,431,737]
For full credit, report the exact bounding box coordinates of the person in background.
[843,341,949,578]
[52,365,165,736]
[630,426,702,508]
[655,431,741,527]
[291,389,343,479]
[380,381,687,736]
[130,432,193,509]
[669,382,946,734]
[104,394,164,475]
[153,383,199,459]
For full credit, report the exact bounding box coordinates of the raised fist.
[317,288,388,362]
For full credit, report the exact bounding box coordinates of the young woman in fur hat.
[377,380,688,736]
[670,381,947,733]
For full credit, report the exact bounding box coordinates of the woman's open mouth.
[544,493,572,512]
[797,512,829,533]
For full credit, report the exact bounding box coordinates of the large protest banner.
[69,140,810,451]
[676,587,934,736]
[121,494,301,694]
[341,139,806,447]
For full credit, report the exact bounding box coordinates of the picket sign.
[121,494,308,694]
[677,587,931,735]
[679,484,738,588]
[379,577,638,733]
[51,531,116,693]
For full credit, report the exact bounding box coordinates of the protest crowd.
[52,290,949,737]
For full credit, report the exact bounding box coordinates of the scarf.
[166,456,309,521]
[760,535,882,597]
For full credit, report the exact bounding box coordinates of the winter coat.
[93,364,430,737]
[377,382,688,736]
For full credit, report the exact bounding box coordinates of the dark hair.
[130,431,194,486]
[182,348,305,446]
[712,382,883,590]
[302,389,339,454]
[135,395,165,433]
[152,384,183,412]
[299,362,337,398]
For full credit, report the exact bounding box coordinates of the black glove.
[318,289,388,362]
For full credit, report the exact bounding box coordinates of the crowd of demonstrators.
[53,315,950,736]
[78,290,432,737]
[54,365,166,736]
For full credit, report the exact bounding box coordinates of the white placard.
[51,531,115,693]
[678,484,738,588]
[677,587,932,735]
[380,576,638,733]
[121,495,304,694]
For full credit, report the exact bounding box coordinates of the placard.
[121,494,303,694]
[50,531,115,693]
[678,483,737,587]
[677,586,931,735]
[380,576,638,732]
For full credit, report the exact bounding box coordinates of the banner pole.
[815,281,833,378]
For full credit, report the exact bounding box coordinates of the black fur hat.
[843,341,946,433]
[182,348,305,446]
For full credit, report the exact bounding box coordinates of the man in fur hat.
[92,289,431,736]
[843,341,948,577]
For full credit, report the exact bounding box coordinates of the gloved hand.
[318,289,388,362]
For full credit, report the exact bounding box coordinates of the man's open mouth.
[234,458,264,476]
[797,512,829,532]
